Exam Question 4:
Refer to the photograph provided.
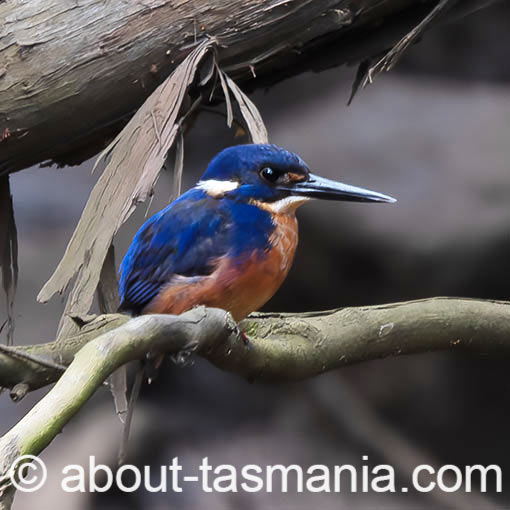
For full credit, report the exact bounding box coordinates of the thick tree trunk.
[0,0,498,174]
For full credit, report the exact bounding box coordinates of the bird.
[118,144,395,321]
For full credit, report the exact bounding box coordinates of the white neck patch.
[196,179,239,198]
[260,196,311,214]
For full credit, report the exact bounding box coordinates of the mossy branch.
[1,297,510,504]
[2,297,510,397]
[0,307,235,500]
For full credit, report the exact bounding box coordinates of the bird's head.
[197,144,395,212]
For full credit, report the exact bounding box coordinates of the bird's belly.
[144,214,298,321]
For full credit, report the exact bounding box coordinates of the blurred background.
[2,1,510,508]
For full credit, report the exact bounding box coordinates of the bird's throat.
[252,196,311,214]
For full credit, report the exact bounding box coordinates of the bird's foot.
[170,345,196,368]
[233,324,251,349]
[224,312,251,349]
[239,330,250,346]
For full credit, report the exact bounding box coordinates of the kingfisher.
[119,144,395,321]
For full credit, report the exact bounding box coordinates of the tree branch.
[0,314,128,396]
[1,297,509,396]
[213,296,510,379]
[0,307,236,497]
[1,297,509,504]
[0,0,500,173]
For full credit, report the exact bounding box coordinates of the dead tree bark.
[0,0,499,174]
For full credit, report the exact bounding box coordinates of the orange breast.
[144,212,298,321]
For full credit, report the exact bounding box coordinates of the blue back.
[119,188,275,314]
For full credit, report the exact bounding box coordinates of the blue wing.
[118,189,233,314]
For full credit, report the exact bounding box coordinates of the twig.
[0,344,66,373]
[362,0,458,87]
[118,361,144,466]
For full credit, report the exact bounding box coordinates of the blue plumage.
[119,188,275,314]
[202,144,307,182]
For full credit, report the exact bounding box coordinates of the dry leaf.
[109,367,128,423]
[97,245,120,314]
[118,362,144,466]
[38,37,268,346]
[170,129,184,203]
[0,177,18,346]
[348,59,370,106]
[37,39,216,340]
[224,73,268,144]
[217,64,233,128]
[362,0,456,87]
[97,245,128,421]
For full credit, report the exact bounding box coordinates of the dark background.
[2,1,510,508]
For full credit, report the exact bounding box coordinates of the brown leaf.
[216,64,233,128]
[37,39,216,340]
[224,73,268,144]
[109,366,128,423]
[118,362,144,466]
[0,177,18,346]
[97,244,120,314]
[347,59,371,106]
[170,129,184,203]
[97,244,128,421]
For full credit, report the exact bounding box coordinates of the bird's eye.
[260,167,279,183]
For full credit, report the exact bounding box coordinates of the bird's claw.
[234,324,251,349]
[170,346,196,367]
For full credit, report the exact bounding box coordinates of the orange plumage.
[144,212,298,321]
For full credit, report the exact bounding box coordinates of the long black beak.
[284,173,396,203]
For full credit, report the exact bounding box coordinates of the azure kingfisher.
[119,144,395,321]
